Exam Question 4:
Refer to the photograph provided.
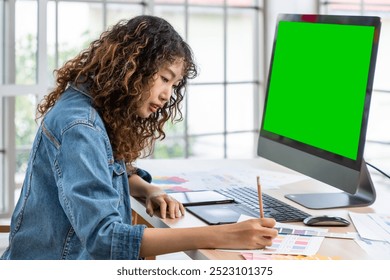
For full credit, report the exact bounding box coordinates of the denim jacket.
[1,83,149,260]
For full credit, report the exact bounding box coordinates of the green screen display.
[263,21,375,160]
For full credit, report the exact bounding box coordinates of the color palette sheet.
[221,216,329,256]
[261,234,324,255]
[148,167,307,192]
[221,233,324,256]
[275,226,357,239]
[241,252,341,260]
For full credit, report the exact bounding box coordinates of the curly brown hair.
[37,15,197,166]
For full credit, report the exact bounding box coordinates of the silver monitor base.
[285,160,376,209]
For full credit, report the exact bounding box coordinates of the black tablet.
[169,190,234,206]
[186,204,257,225]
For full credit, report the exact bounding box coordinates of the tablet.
[169,190,234,206]
[186,204,257,225]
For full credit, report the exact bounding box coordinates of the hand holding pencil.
[219,176,277,249]
[196,175,277,251]
[256,175,278,243]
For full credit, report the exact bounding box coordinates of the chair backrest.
[0,224,10,233]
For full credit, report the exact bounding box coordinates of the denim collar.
[68,80,93,99]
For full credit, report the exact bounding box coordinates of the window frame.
[6,0,389,218]
[0,0,265,217]
[0,0,47,217]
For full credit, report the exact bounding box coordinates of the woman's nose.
[160,86,172,102]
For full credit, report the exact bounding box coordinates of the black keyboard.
[216,186,310,222]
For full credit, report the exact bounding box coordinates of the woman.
[1,15,277,260]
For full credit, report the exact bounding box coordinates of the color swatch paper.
[261,234,324,255]
[275,226,357,239]
[242,252,341,260]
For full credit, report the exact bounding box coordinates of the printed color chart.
[262,235,324,256]
[275,227,356,239]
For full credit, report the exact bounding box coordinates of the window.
[0,98,5,215]
[151,2,264,159]
[46,1,263,160]
[4,1,389,218]
[0,1,4,215]
[0,0,264,217]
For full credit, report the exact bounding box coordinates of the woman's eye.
[161,76,169,83]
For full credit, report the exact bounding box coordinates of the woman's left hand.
[145,191,185,219]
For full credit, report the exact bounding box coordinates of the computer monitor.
[257,14,381,209]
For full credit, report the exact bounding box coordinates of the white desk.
[130,157,390,260]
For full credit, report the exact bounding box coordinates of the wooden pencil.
[257,176,264,218]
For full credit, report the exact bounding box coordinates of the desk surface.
[131,158,390,260]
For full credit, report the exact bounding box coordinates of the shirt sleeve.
[111,222,146,260]
[56,122,146,259]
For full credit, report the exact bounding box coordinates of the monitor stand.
[285,160,376,209]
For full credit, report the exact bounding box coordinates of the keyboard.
[216,186,310,222]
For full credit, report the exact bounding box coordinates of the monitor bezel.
[259,14,381,172]
[258,14,380,204]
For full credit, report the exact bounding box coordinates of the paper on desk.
[150,167,307,192]
[240,215,329,235]
[349,212,390,259]
[354,237,390,259]
[242,252,341,260]
[349,212,390,242]
[211,167,307,189]
[274,223,357,239]
[218,215,325,256]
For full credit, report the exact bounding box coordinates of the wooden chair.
[0,225,10,233]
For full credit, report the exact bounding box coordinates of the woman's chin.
[136,110,152,119]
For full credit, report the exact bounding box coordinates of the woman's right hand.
[215,218,278,250]
[140,217,278,257]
